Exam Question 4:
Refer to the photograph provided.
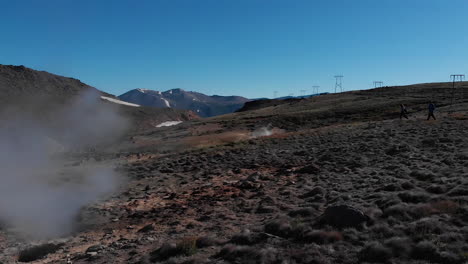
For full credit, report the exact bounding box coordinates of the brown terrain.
[1,77,468,264]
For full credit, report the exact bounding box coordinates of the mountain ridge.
[118,88,249,117]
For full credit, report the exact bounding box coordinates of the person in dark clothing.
[400,104,409,119]
[427,103,436,120]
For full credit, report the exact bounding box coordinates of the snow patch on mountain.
[101,96,140,107]
[156,121,182,127]
[162,98,171,107]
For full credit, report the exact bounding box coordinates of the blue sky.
[1,0,467,98]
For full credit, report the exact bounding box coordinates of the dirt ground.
[1,84,468,264]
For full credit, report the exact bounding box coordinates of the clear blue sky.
[1,0,467,98]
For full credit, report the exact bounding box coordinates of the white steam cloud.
[0,90,128,239]
[251,124,274,138]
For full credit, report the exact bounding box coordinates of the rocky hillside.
[0,65,104,104]
[119,88,249,117]
[0,64,197,130]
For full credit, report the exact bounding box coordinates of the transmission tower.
[312,85,320,94]
[273,91,278,98]
[450,74,465,111]
[373,81,384,88]
[300,89,306,97]
[334,75,343,93]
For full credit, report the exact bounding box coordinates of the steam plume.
[0,90,128,238]
[251,124,274,138]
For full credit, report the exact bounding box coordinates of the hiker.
[400,104,409,119]
[427,103,436,120]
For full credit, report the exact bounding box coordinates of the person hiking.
[400,104,409,119]
[427,102,436,120]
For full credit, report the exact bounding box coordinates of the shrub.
[230,230,264,245]
[301,230,343,244]
[409,200,459,219]
[216,244,278,264]
[398,191,430,203]
[264,219,292,237]
[195,236,221,248]
[384,237,412,257]
[150,237,198,262]
[177,236,198,256]
[411,241,438,261]
[431,200,459,214]
[18,243,63,262]
[358,242,393,263]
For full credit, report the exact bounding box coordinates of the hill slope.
[0,64,197,130]
[0,65,103,103]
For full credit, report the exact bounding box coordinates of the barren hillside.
[0,65,198,131]
[1,82,468,264]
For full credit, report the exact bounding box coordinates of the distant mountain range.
[118,88,249,117]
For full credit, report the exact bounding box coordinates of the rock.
[318,205,369,228]
[149,243,180,262]
[288,207,317,217]
[300,187,326,198]
[86,245,104,253]
[264,219,292,237]
[138,224,154,233]
[256,204,277,214]
[246,173,260,182]
[296,164,320,174]
[196,236,221,248]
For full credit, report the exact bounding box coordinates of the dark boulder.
[317,205,369,229]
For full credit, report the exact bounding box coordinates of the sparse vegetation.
[177,236,198,256]
[2,69,468,264]
[17,243,63,262]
